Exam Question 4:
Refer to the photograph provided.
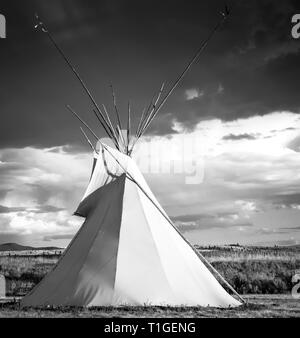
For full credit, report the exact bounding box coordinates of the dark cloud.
[0,162,28,174]
[279,226,300,231]
[46,144,88,154]
[0,189,11,200]
[0,204,64,214]
[25,184,57,206]
[172,213,252,232]
[24,182,83,211]
[272,193,300,208]
[222,133,257,141]
[32,205,65,214]
[172,214,214,223]
[287,135,300,152]
[255,227,292,235]
[272,127,297,133]
[174,222,202,233]
[0,205,26,214]
[43,234,74,242]
[0,0,300,146]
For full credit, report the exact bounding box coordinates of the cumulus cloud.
[185,88,204,101]
[133,111,300,244]
[172,213,252,233]
[0,205,27,214]
[0,146,90,245]
[222,133,258,141]
[1,111,300,246]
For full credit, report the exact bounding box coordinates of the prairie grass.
[0,245,299,296]
[0,295,299,318]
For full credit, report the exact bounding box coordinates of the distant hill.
[0,243,62,252]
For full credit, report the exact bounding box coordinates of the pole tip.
[34,13,48,32]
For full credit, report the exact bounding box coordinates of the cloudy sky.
[1,0,300,247]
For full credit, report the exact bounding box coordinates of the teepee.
[22,8,244,307]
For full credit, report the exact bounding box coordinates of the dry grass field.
[1,245,299,296]
[0,295,299,318]
[0,245,299,317]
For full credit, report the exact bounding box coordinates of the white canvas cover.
[21,143,241,308]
